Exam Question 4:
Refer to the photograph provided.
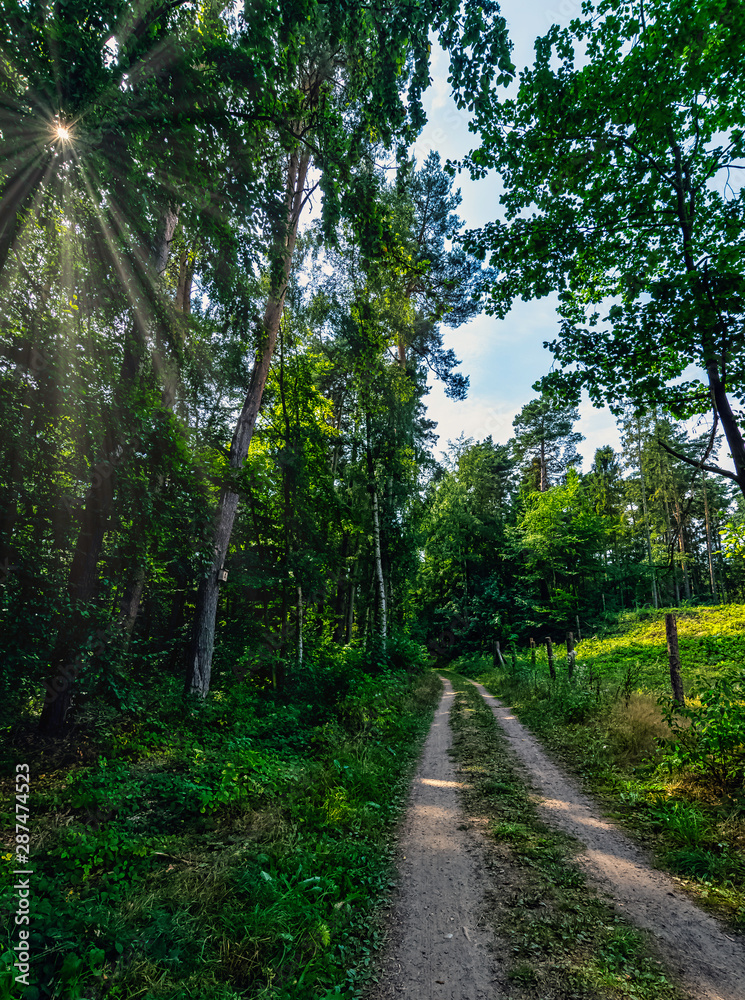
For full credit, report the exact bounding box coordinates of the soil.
[370,677,507,999]
[371,676,745,1000]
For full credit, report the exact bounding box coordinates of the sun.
[50,118,73,144]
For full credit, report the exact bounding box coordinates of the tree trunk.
[297,584,304,667]
[366,415,387,646]
[539,439,547,492]
[184,146,311,697]
[346,572,357,643]
[117,564,147,637]
[665,613,685,706]
[705,358,745,496]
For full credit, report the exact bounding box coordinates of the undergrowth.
[0,649,441,1000]
[443,672,684,1000]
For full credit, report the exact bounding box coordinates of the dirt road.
[372,675,745,1000]
[370,678,505,999]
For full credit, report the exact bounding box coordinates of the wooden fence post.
[494,640,506,668]
[530,637,536,668]
[566,631,575,679]
[665,613,685,706]
[546,637,556,680]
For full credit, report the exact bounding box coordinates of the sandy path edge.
[369,677,505,999]
[471,679,745,1000]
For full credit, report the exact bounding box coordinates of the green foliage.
[465,0,745,494]
[7,656,439,997]
[660,679,745,791]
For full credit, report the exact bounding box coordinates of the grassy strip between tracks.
[443,671,686,1000]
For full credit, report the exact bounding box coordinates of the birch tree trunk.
[184,146,311,697]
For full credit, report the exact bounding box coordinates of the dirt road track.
[472,679,745,1000]
[370,678,505,999]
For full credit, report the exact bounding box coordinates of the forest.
[1,1,745,998]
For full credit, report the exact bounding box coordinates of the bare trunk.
[366,416,387,646]
[705,359,745,495]
[701,471,717,600]
[117,564,147,637]
[539,439,547,492]
[297,584,304,667]
[346,578,356,642]
[184,147,310,697]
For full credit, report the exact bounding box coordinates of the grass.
[570,604,745,696]
[452,604,745,930]
[0,663,441,999]
[442,671,685,1000]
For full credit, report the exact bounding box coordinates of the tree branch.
[657,433,738,484]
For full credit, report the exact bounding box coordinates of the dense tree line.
[415,402,745,658]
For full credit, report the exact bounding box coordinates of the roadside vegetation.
[0,647,440,1000]
[443,672,684,1000]
[453,606,745,930]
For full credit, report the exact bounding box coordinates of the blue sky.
[418,0,622,468]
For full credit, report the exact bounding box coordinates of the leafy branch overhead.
[462,0,745,494]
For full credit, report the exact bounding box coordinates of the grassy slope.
[573,605,745,695]
[453,605,745,931]
[1,669,441,1000]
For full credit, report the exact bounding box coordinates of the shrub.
[660,678,745,791]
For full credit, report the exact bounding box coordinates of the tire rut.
[370,677,505,999]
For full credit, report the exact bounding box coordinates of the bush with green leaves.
[659,678,745,791]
